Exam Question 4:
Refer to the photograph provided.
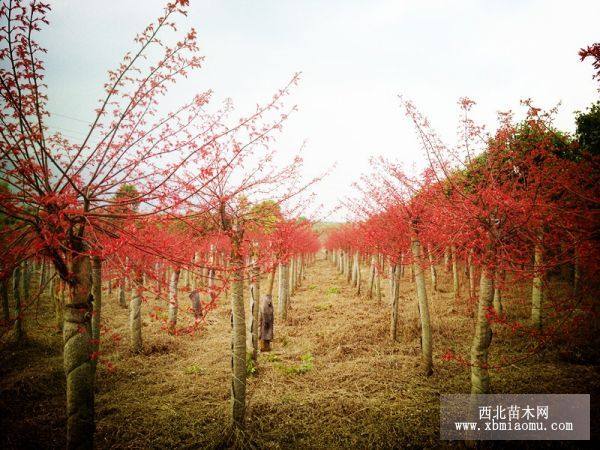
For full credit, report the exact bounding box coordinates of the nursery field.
[1,255,597,449]
[1,1,599,448]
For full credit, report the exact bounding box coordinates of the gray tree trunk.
[168,268,181,333]
[267,264,276,297]
[368,255,376,299]
[375,254,382,303]
[531,241,544,329]
[412,236,433,376]
[388,260,395,302]
[278,263,289,320]
[493,270,504,316]
[91,257,102,376]
[346,251,352,283]
[13,264,23,341]
[470,266,494,395]
[451,246,460,301]
[118,278,127,308]
[155,261,162,302]
[230,251,246,431]
[468,251,476,299]
[351,252,358,287]
[249,247,260,361]
[39,260,47,294]
[130,272,143,352]
[390,263,401,341]
[64,250,95,449]
[444,247,450,273]
[355,252,361,295]
[1,276,9,323]
[52,276,64,332]
[427,244,437,292]
[22,260,31,305]
[289,257,295,296]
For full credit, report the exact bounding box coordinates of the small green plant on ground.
[328,286,340,294]
[265,353,280,363]
[276,352,314,375]
[246,351,257,377]
[184,363,204,375]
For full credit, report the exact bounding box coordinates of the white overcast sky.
[41,0,599,221]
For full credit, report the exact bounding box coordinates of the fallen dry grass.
[1,256,598,448]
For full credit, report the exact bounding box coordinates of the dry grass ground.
[1,255,598,449]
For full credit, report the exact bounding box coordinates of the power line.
[48,111,92,124]
[47,125,87,136]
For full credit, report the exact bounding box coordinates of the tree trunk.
[444,247,450,273]
[168,268,180,333]
[230,250,246,431]
[278,263,289,320]
[468,251,476,299]
[64,250,95,449]
[130,272,143,352]
[451,245,460,301]
[470,266,494,398]
[375,254,382,303]
[289,257,295,296]
[52,276,64,332]
[412,235,433,376]
[267,263,276,297]
[155,261,162,302]
[346,251,352,283]
[368,255,376,299]
[208,245,216,299]
[531,241,543,329]
[390,263,401,341]
[118,278,126,308]
[400,253,405,278]
[22,260,31,305]
[13,264,23,341]
[493,270,504,316]
[1,276,9,324]
[351,252,358,287]
[427,244,437,292]
[39,260,47,294]
[249,247,260,361]
[356,252,362,295]
[91,257,102,376]
[388,260,395,302]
